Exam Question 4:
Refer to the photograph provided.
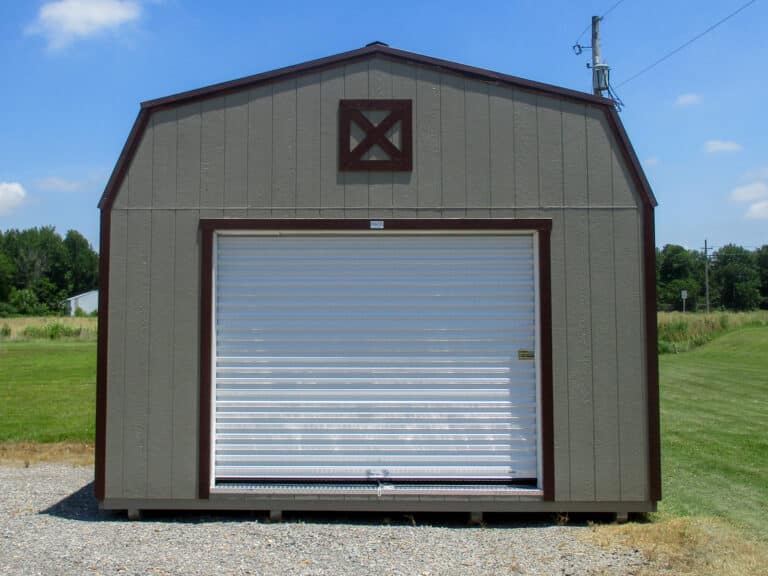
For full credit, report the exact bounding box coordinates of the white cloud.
[704,140,743,153]
[27,0,141,50]
[745,200,768,220]
[0,182,27,215]
[675,93,702,107]
[730,182,768,203]
[644,156,659,167]
[36,176,83,192]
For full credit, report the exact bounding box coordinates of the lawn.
[0,341,96,443]
[659,325,768,538]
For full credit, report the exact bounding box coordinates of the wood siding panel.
[368,59,394,219]
[200,98,226,209]
[272,80,297,217]
[548,210,570,500]
[247,86,273,216]
[177,102,201,207]
[123,210,151,498]
[128,121,153,208]
[171,209,200,498]
[152,109,178,208]
[612,147,639,208]
[538,97,563,207]
[440,73,466,217]
[564,210,595,500]
[343,61,369,218]
[147,210,174,498]
[562,101,588,207]
[514,90,539,209]
[489,85,515,217]
[105,208,128,497]
[615,208,648,501]
[390,62,417,217]
[586,108,612,206]
[224,91,249,209]
[319,68,345,217]
[296,74,322,217]
[416,67,441,218]
[589,210,620,501]
[465,80,490,218]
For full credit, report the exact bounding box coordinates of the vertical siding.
[514,90,539,210]
[390,62,418,217]
[440,73,466,218]
[368,59,394,219]
[105,207,127,498]
[465,80,490,218]
[122,210,151,498]
[177,102,201,207]
[489,85,515,217]
[152,110,177,208]
[247,86,273,218]
[415,67,441,217]
[272,80,297,217]
[224,92,249,210]
[296,74,322,218]
[147,210,174,497]
[171,210,200,498]
[106,58,650,504]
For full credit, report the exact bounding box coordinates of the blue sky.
[1,0,766,252]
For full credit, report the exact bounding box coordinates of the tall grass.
[657,311,768,354]
[0,317,97,341]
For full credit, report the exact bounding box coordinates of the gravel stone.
[0,464,657,575]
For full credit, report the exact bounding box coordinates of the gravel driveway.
[0,463,657,575]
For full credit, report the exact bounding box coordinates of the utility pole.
[704,239,710,314]
[592,16,603,96]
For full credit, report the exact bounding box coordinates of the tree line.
[657,243,768,311]
[0,227,98,316]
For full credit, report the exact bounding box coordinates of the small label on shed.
[518,349,535,361]
[370,220,384,229]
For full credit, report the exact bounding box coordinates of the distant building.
[64,290,98,316]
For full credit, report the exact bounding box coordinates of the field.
[0,315,766,574]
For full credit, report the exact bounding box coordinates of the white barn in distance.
[65,289,98,316]
[96,43,660,520]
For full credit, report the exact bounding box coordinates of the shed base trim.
[100,498,656,514]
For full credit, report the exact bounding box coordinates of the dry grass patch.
[0,442,94,467]
[584,516,768,576]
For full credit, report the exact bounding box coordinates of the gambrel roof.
[98,42,656,211]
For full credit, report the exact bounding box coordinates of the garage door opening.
[208,229,544,495]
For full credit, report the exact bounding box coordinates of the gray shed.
[96,44,659,518]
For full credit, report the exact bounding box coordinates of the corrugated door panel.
[213,234,538,482]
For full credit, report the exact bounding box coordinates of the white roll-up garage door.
[212,232,540,486]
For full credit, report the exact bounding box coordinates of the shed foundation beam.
[269,509,283,523]
[469,511,483,526]
[127,508,142,521]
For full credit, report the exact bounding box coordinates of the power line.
[575,0,631,43]
[616,0,757,88]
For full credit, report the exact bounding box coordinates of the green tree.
[755,245,768,309]
[657,244,702,311]
[63,229,98,295]
[711,244,760,310]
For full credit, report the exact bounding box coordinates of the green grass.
[0,341,96,443]
[659,326,768,539]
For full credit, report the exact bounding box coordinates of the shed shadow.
[41,481,117,522]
